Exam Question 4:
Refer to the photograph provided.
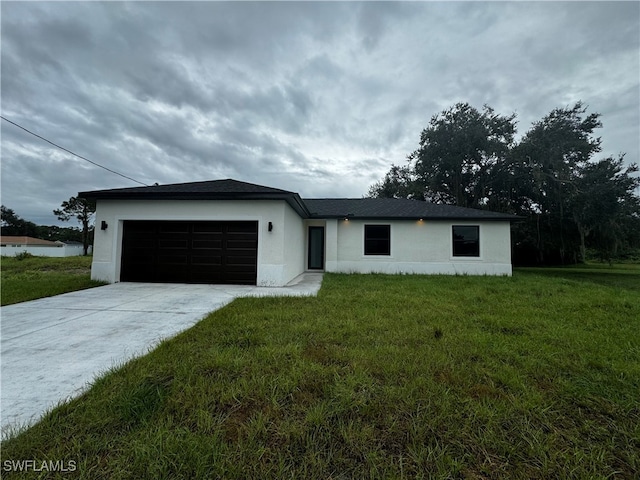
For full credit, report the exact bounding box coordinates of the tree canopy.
[1,205,84,244]
[368,102,640,265]
[54,197,96,256]
[1,205,40,237]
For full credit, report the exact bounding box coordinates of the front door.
[308,226,325,270]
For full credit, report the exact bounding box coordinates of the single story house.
[0,236,87,257]
[79,179,519,286]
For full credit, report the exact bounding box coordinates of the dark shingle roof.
[79,179,295,198]
[79,179,310,217]
[79,179,519,221]
[303,198,519,220]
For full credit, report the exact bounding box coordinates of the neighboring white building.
[0,236,87,257]
[79,179,519,286]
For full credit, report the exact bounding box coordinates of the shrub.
[14,251,34,261]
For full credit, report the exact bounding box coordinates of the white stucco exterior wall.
[282,202,306,282]
[324,219,339,272]
[91,199,306,286]
[325,219,512,276]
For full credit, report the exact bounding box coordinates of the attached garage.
[121,220,258,285]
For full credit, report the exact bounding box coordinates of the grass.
[2,269,639,478]
[516,262,640,291]
[1,255,106,306]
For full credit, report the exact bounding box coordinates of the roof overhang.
[78,190,312,218]
[311,215,521,221]
[78,180,520,222]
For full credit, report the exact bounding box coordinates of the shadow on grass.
[515,265,640,292]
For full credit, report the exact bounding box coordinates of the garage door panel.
[226,223,257,233]
[157,263,189,273]
[121,220,257,284]
[227,253,257,261]
[129,254,155,263]
[159,240,189,249]
[158,222,190,233]
[191,255,222,265]
[158,254,189,263]
[192,222,223,233]
[227,240,258,249]
[123,257,155,270]
[191,263,223,272]
[126,247,155,256]
[227,231,257,238]
[127,222,157,233]
[191,253,223,262]
[124,262,156,279]
[192,239,222,249]
[189,268,222,278]
[226,255,257,265]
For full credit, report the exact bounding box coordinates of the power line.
[1,115,148,187]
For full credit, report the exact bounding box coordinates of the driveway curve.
[1,273,322,436]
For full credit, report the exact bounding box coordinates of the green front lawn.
[2,270,639,478]
[1,255,106,306]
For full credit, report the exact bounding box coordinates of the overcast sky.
[2,1,638,226]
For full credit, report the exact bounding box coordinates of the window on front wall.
[364,224,390,255]
[452,225,480,257]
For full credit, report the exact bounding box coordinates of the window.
[365,224,390,255]
[452,225,480,257]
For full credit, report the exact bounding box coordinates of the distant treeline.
[1,205,88,244]
[368,102,640,265]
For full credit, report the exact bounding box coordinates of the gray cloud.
[1,1,638,225]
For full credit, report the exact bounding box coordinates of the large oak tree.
[368,102,640,265]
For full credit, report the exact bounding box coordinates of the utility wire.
[1,115,148,187]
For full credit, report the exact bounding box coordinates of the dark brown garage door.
[121,221,258,285]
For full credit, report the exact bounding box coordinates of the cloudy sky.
[2,1,638,226]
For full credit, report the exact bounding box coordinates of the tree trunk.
[82,219,89,256]
[578,227,586,264]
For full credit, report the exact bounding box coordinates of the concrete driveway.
[1,273,322,436]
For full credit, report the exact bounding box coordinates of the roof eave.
[79,191,312,218]
[309,214,521,221]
